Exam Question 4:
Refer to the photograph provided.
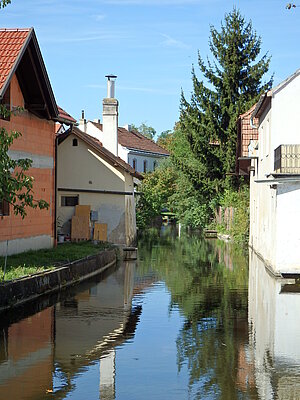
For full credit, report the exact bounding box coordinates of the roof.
[253,69,300,119]
[0,28,58,120]
[91,122,169,156]
[58,126,143,180]
[57,106,77,125]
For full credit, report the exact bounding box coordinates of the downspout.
[54,132,58,247]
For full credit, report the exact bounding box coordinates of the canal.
[0,227,300,399]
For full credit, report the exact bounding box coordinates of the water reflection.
[248,249,300,399]
[0,261,138,399]
[138,229,254,398]
[1,230,300,399]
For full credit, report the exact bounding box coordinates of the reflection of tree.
[139,228,257,398]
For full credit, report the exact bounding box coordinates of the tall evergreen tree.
[179,8,272,194]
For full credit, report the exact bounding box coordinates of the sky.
[1,0,300,137]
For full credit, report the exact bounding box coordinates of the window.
[72,138,78,147]
[0,84,10,121]
[153,161,157,170]
[0,199,9,216]
[132,159,137,170]
[143,160,147,173]
[61,195,79,207]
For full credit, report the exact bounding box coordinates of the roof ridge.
[0,28,32,31]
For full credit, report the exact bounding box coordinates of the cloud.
[94,14,106,21]
[160,34,190,49]
[44,32,128,43]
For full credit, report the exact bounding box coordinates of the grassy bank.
[0,241,112,281]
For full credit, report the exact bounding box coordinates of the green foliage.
[156,129,174,150]
[0,106,49,218]
[136,160,177,229]
[131,122,156,140]
[217,187,250,244]
[164,8,272,231]
[0,241,112,281]
[0,0,11,8]
[180,8,272,188]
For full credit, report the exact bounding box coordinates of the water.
[0,227,300,399]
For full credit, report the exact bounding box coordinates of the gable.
[0,28,57,120]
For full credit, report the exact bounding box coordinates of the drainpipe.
[54,133,58,246]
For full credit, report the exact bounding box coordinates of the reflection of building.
[248,250,300,399]
[54,261,139,398]
[0,307,55,399]
[0,261,141,399]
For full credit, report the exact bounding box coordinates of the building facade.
[0,28,58,255]
[249,69,300,275]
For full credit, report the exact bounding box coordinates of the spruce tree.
[179,8,272,194]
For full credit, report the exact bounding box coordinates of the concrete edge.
[248,246,282,278]
[0,249,117,313]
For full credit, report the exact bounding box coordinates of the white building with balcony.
[249,69,300,275]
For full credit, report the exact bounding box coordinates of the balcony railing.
[274,144,300,174]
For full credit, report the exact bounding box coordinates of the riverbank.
[0,246,117,312]
[0,241,113,281]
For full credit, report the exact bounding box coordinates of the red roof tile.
[0,28,31,93]
[91,122,169,156]
[57,106,77,124]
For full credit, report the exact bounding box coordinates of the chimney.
[123,124,131,132]
[79,109,87,133]
[103,74,118,156]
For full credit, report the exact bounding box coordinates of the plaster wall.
[271,74,300,150]
[276,182,300,271]
[58,135,125,192]
[57,134,136,244]
[0,75,55,255]
[249,73,300,272]
[127,151,164,173]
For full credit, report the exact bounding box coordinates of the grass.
[0,241,113,282]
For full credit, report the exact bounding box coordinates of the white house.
[57,125,142,245]
[78,76,169,174]
[249,69,300,275]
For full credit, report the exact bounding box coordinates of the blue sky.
[1,0,300,136]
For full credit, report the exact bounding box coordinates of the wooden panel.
[75,205,91,218]
[71,215,90,241]
[93,223,107,242]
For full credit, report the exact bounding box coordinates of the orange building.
[0,28,60,255]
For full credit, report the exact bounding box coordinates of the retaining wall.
[0,249,116,312]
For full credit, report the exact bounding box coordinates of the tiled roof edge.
[0,27,33,99]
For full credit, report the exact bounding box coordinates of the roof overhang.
[0,28,58,120]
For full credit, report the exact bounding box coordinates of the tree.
[156,129,174,150]
[0,0,11,8]
[131,122,156,140]
[136,160,177,229]
[180,8,272,194]
[0,106,49,218]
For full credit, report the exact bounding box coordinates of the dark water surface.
[0,228,300,399]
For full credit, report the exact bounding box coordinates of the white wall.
[57,134,136,245]
[127,152,165,173]
[249,72,300,273]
